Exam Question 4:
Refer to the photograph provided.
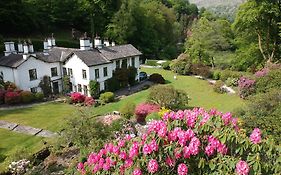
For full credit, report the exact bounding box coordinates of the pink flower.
[165,157,175,167]
[133,168,142,175]
[236,160,250,175]
[119,151,127,160]
[177,163,188,175]
[217,143,228,155]
[103,163,110,171]
[150,139,159,152]
[222,112,232,125]
[77,162,84,170]
[147,159,159,173]
[129,148,139,159]
[143,144,152,155]
[183,146,191,158]
[118,140,126,147]
[124,159,133,168]
[250,128,262,144]
[205,145,215,156]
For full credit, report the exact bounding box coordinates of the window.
[51,67,58,77]
[78,84,82,92]
[83,85,88,95]
[73,85,77,92]
[63,68,67,76]
[103,67,108,77]
[121,59,127,68]
[68,68,73,77]
[30,87,37,93]
[29,69,37,81]
[0,71,3,81]
[132,57,135,67]
[116,60,120,69]
[95,69,100,79]
[82,69,87,79]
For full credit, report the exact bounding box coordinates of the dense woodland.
[0,0,280,70]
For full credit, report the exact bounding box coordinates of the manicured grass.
[0,102,76,132]
[142,67,245,112]
[0,129,49,172]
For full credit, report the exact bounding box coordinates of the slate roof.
[0,54,26,68]
[0,44,142,68]
[72,50,111,67]
[99,44,142,60]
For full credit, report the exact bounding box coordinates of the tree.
[89,80,100,98]
[62,75,71,94]
[233,0,281,64]
[39,76,52,97]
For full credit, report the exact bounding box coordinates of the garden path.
[0,120,56,138]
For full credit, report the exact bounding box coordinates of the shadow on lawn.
[0,148,7,163]
[0,107,35,118]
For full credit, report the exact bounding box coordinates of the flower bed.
[77,108,281,174]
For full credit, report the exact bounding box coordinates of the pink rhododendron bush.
[77,108,281,174]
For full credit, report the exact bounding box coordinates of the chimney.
[51,33,56,46]
[43,38,48,52]
[18,40,23,53]
[28,39,34,53]
[47,38,52,49]
[4,42,16,56]
[23,41,29,54]
[80,32,91,50]
[111,41,116,47]
[104,39,110,47]
[94,35,103,49]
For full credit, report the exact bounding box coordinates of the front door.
[52,82,59,94]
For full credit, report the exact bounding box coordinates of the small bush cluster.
[213,80,226,94]
[161,61,171,70]
[191,63,212,78]
[238,77,256,99]
[170,54,192,75]
[69,92,95,106]
[120,102,136,119]
[20,91,35,103]
[135,103,160,123]
[5,91,21,105]
[148,73,165,84]
[99,92,115,105]
[255,70,281,93]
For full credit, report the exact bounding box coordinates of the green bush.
[170,54,192,75]
[213,80,226,94]
[105,77,120,92]
[99,92,115,105]
[146,112,161,122]
[34,92,44,102]
[145,60,158,66]
[220,70,245,82]
[148,85,189,109]
[255,70,281,93]
[161,61,171,70]
[225,77,239,87]
[20,91,35,103]
[212,70,222,80]
[191,63,212,78]
[89,80,100,98]
[238,89,281,143]
[148,73,165,84]
[120,102,136,119]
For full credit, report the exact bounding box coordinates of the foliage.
[237,89,281,143]
[213,80,225,94]
[225,77,239,87]
[238,77,256,99]
[255,70,281,94]
[71,92,86,104]
[170,54,192,75]
[89,80,100,98]
[39,76,52,97]
[135,103,160,123]
[219,70,244,82]
[4,91,21,105]
[62,76,71,94]
[99,92,115,105]
[113,68,135,88]
[34,92,44,102]
[148,85,189,110]
[145,60,158,66]
[161,61,171,70]
[146,112,161,122]
[4,81,17,91]
[212,70,221,80]
[19,91,34,104]
[0,89,6,104]
[191,63,212,78]
[128,67,138,85]
[77,108,281,175]
[148,74,165,84]
[120,102,136,119]
[84,97,95,107]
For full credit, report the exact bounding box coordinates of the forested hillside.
[189,0,245,8]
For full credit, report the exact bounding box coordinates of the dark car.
[139,71,147,81]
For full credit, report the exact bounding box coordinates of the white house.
[0,35,142,96]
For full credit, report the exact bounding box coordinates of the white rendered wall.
[0,66,16,83]
[89,63,113,91]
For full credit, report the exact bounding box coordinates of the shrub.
[128,67,138,85]
[4,81,17,91]
[148,73,165,84]
[89,80,100,98]
[191,63,212,78]
[255,70,281,93]
[213,80,226,94]
[99,92,115,105]
[105,77,120,92]
[62,76,71,94]
[39,76,52,97]
[170,54,192,75]
[240,89,281,143]
[84,97,95,107]
[120,102,136,119]
[238,77,256,99]
[5,91,21,105]
[20,91,35,103]
[78,108,281,175]
[145,60,158,66]
[225,77,239,87]
[212,70,221,80]
[255,68,269,77]
[161,61,171,70]
[146,112,161,122]
[220,70,245,82]
[34,92,44,102]
[135,103,160,123]
[0,89,6,104]
[71,92,86,103]
[148,85,189,109]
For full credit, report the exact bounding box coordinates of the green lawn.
[0,129,49,172]
[0,102,76,132]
